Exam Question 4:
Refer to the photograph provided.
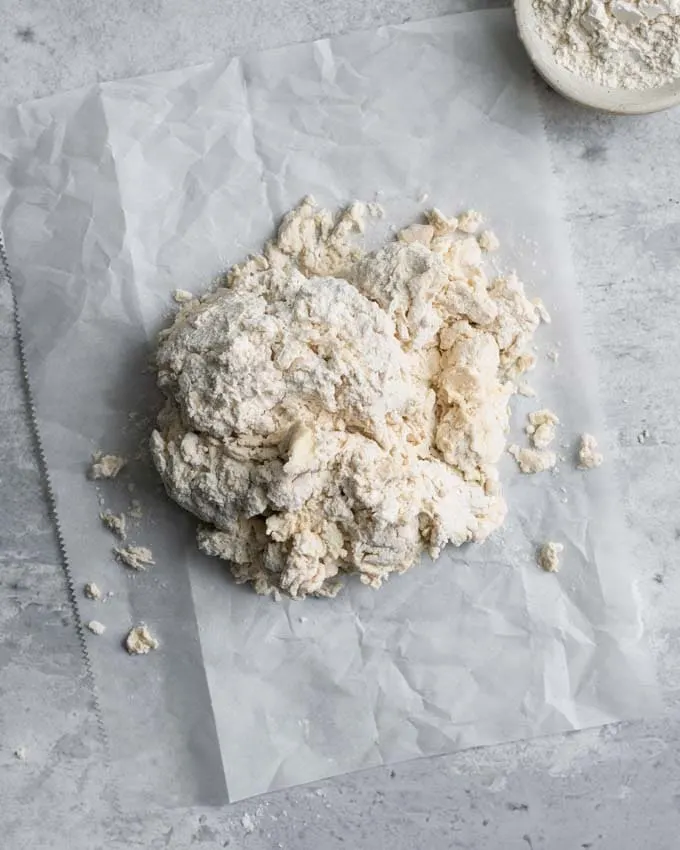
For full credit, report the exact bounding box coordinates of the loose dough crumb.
[128,499,143,520]
[538,541,563,573]
[125,624,159,655]
[547,349,559,363]
[172,288,194,303]
[89,453,126,480]
[14,747,27,761]
[457,209,484,234]
[86,620,106,635]
[366,202,384,218]
[637,428,650,444]
[517,382,536,398]
[241,814,255,834]
[508,444,557,474]
[83,582,102,600]
[478,230,500,252]
[577,433,603,469]
[526,409,559,449]
[114,545,155,571]
[532,298,551,324]
[100,510,127,539]
[151,198,545,598]
[425,207,458,234]
[398,223,434,246]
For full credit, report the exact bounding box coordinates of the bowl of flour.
[515,0,680,113]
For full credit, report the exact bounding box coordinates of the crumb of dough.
[398,224,434,246]
[508,444,557,474]
[86,620,106,635]
[241,814,255,834]
[417,191,429,203]
[114,545,155,571]
[89,453,126,480]
[478,230,500,252]
[637,428,650,444]
[425,207,458,234]
[125,624,159,655]
[172,288,194,303]
[507,352,537,378]
[83,582,102,600]
[577,433,603,469]
[538,541,563,573]
[128,499,143,520]
[532,298,551,324]
[526,409,560,449]
[100,510,127,539]
[457,209,484,234]
[517,382,536,398]
[547,349,559,363]
[14,747,27,761]
[151,198,545,599]
[366,202,384,218]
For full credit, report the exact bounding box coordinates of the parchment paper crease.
[0,9,658,806]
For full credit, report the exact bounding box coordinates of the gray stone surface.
[2,1,680,848]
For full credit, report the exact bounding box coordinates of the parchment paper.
[0,9,659,806]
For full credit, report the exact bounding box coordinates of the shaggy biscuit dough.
[151,199,544,598]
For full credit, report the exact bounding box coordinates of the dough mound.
[151,198,541,598]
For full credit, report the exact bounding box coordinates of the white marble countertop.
[2,2,679,848]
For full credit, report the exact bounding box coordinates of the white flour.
[533,0,680,90]
[151,198,544,599]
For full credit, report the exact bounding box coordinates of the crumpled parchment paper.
[0,8,659,806]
